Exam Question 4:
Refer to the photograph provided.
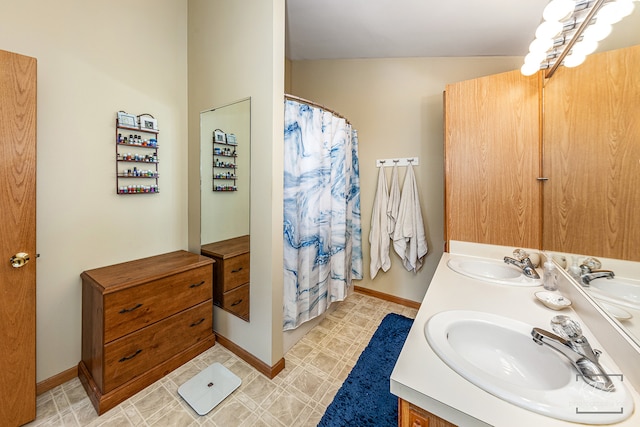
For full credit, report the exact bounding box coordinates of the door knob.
[10,252,30,268]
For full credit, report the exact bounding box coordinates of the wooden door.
[0,49,37,426]
[543,45,640,261]
[444,69,543,250]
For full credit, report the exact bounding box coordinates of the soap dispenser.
[543,259,558,291]
[568,256,581,282]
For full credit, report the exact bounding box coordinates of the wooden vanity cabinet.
[78,250,215,415]
[201,235,250,321]
[399,398,457,427]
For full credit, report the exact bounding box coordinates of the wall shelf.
[116,117,160,194]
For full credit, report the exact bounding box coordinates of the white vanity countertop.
[390,247,640,426]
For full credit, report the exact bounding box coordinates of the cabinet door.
[543,45,640,261]
[399,399,457,427]
[445,69,542,249]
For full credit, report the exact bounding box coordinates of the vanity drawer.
[219,283,249,321]
[103,266,212,342]
[102,300,212,392]
[219,253,250,292]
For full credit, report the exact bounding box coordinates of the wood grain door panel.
[445,69,542,250]
[0,49,37,426]
[543,45,640,261]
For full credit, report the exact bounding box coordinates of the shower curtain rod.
[284,94,350,124]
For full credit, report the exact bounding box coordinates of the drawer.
[219,283,249,321]
[102,300,212,392]
[219,253,249,292]
[103,265,212,343]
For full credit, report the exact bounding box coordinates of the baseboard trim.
[37,366,78,395]
[354,286,421,310]
[215,333,285,379]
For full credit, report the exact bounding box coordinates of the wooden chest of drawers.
[78,250,215,415]
[201,235,250,321]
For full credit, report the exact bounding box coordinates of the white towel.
[392,164,428,273]
[369,166,391,279]
[387,164,400,237]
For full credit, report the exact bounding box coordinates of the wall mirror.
[200,98,251,245]
[546,8,640,350]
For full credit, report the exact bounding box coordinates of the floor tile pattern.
[27,292,417,427]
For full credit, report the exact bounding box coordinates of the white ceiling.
[285,0,550,60]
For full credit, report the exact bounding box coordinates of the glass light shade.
[535,20,563,39]
[615,0,635,18]
[529,38,554,54]
[571,39,599,56]
[543,0,576,21]
[582,22,613,41]
[525,51,548,66]
[521,62,541,76]
[564,53,587,67]
[596,2,625,24]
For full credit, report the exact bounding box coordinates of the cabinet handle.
[231,267,243,273]
[190,318,205,327]
[119,303,142,314]
[119,349,142,362]
[231,299,243,307]
[189,280,205,288]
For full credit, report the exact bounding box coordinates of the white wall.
[188,0,285,367]
[0,0,188,381]
[290,57,523,303]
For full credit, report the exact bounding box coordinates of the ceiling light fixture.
[521,0,636,78]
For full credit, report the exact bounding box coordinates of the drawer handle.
[119,349,142,362]
[190,318,205,327]
[119,303,142,314]
[189,280,205,288]
[231,267,243,273]
[231,299,243,307]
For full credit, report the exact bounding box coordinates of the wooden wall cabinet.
[445,45,640,262]
[444,68,543,251]
[78,250,215,414]
[399,398,457,427]
[201,235,250,321]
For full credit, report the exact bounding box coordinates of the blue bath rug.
[318,312,414,427]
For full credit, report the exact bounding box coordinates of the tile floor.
[27,292,417,427]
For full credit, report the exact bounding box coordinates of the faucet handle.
[580,257,602,271]
[551,315,583,341]
[512,248,529,261]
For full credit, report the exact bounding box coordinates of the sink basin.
[588,277,640,311]
[425,310,633,424]
[447,256,541,286]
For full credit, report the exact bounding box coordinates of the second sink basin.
[588,277,640,311]
[425,310,633,424]
[447,256,541,286]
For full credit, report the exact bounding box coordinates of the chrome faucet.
[579,257,614,286]
[504,249,540,280]
[531,315,614,391]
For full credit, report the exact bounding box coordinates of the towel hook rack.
[376,157,419,167]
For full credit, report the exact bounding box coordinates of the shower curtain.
[283,99,363,331]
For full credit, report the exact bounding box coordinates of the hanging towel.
[392,163,428,273]
[369,166,391,279]
[387,164,400,237]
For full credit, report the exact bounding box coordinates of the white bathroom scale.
[178,363,241,415]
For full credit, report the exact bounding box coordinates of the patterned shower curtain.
[283,99,363,331]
